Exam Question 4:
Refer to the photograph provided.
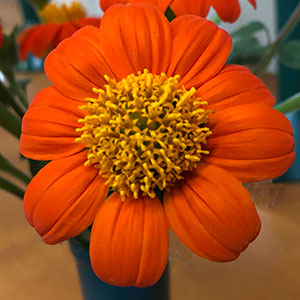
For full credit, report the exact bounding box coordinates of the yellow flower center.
[76,70,211,199]
[40,2,86,24]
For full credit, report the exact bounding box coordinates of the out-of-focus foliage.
[228,21,270,66]
[0,27,19,71]
[30,0,50,10]
[279,39,300,70]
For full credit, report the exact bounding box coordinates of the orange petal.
[100,0,128,11]
[20,87,85,160]
[205,104,295,181]
[167,16,231,89]
[170,0,210,18]
[100,0,173,13]
[248,0,257,9]
[210,0,241,23]
[164,163,261,262]
[55,22,78,44]
[90,193,169,287]
[24,151,108,244]
[129,0,173,12]
[197,65,275,110]
[18,23,61,60]
[210,0,256,23]
[98,4,172,79]
[44,26,115,101]
[75,17,101,28]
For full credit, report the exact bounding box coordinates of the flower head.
[18,1,101,60]
[100,0,257,22]
[20,4,294,287]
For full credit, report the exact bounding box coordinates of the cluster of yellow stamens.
[76,69,211,199]
[40,2,86,24]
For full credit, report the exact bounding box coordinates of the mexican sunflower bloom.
[18,1,101,60]
[100,0,256,22]
[20,4,294,287]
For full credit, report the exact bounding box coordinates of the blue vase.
[69,239,170,300]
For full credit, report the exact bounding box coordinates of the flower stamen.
[76,69,212,199]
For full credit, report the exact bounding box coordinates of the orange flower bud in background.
[171,0,256,22]
[100,0,257,22]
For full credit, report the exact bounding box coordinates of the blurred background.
[0,0,300,299]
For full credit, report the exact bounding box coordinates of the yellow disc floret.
[76,69,211,199]
[40,2,86,24]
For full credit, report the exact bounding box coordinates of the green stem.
[0,81,25,118]
[0,101,22,138]
[3,69,29,109]
[274,92,300,114]
[16,88,29,109]
[254,2,300,75]
[0,175,25,199]
[0,153,31,184]
[212,15,221,26]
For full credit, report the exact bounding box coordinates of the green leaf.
[29,0,50,10]
[231,21,270,42]
[227,36,267,66]
[20,0,41,23]
[0,175,25,199]
[0,101,22,138]
[0,26,20,71]
[279,40,300,70]
[0,153,31,184]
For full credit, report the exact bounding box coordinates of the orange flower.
[18,1,101,60]
[20,4,294,287]
[100,0,256,22]
[171,0,256,22]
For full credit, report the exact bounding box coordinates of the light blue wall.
[53,0,103,17]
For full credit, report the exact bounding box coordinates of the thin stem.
[0,81,25,118]
[274,92,300,114]
[254,3,300,75]
[3,69,29,109]
[212,15,221,26]
[0,101,22,138]
[0,153,31,184]
[17,89,29,109]
[0,175,25,199]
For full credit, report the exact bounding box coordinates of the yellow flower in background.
[18,1,101,60]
